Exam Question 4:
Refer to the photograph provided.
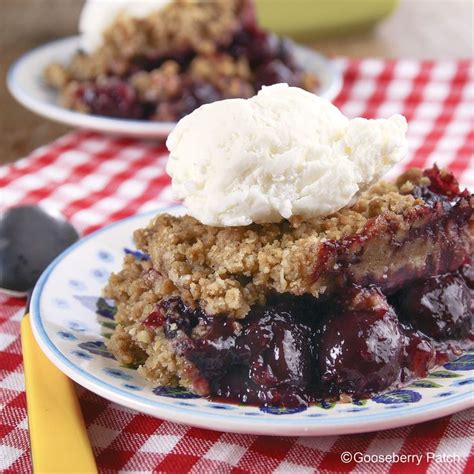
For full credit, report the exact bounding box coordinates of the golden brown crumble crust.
[105,254,205,391]
[106,169,438,319]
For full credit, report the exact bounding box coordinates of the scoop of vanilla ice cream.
[166,84,408,227]
[79,0,169,53]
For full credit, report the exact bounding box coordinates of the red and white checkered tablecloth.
[1,58,473,473]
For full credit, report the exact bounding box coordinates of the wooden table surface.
[1,0,472,165]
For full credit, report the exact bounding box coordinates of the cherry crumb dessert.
[44,0,319,121]
[105,166,473,408]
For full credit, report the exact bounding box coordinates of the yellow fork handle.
[21,314,97,474]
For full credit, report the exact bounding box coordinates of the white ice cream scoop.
[166,84,408,227]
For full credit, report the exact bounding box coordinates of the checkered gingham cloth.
[1,58,473,473]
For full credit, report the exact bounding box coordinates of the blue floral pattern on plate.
[153,386,200,399]
[95,297,117,319]
[260,405,307,415]
[444,354,474,371]
[54,298,69,309]
[123,384,142,391]
[91,268,109,282]
[373,390,422,405]
[57,331,77,341]
[77,340,115,359]
[71,350,92,360]
[437,392,454,398]
[74,295,116,319]
[97,250,114,263]
[451,377,474,387]
[208,404,235,410]
[68,320,86,332]
[103,367,132,381]
[68,279,87,291]
[343,407,369,413]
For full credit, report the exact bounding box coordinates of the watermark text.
[340,451,460,465]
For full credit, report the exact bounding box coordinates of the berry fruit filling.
[395,273,471,341]
[317,289,404,399]
[143,266,472,408]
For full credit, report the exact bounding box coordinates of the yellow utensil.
[21,313,97,474]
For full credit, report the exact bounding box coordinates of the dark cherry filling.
[254,60,298,90]
[158,297,202,339]
[229,305,316,406]
[152,81,224,122]
[316,288,404,398]
[143,309,165,329]
[186,318,241,381]
[401,328,436,379]
[77,78,144,119]
[394,273,472,341]
[129,49,195,74]
[422,164,470,200]
[142,267,472,408]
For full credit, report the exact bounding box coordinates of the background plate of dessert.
[7,0,343,138]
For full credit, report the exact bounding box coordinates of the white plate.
[8,36,343,139]
[29,206,474,436]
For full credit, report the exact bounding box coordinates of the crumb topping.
[129,171,430,317]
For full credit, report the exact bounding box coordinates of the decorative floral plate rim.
[7,36,343,139]
[30,206,474,436]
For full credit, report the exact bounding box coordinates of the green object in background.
[255,0,398,39]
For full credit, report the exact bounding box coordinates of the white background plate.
[8,36,343,139]
[30,206,474,436]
